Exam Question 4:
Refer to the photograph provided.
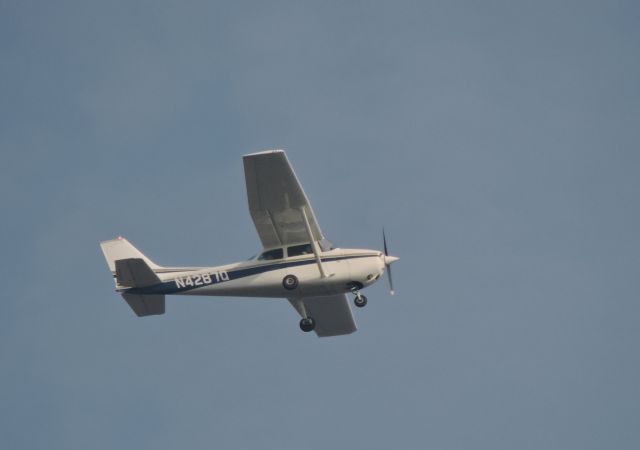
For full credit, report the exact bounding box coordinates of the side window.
[287,243,313,257]
[258,248,283,261]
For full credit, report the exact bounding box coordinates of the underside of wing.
[288,294,357,337]
[243,150,324,248]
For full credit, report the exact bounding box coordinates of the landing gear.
[354,294,368,308]
[283,274,299,290]
[292,297,314,333]
[350,284,368,308]
[299,317,315,332]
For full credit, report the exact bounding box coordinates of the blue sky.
[2,1,640,449]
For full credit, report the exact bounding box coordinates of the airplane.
[100,150,399,337]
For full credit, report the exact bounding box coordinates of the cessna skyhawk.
[100,150,399,337]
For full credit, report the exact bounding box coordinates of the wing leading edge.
[288,294,357,337]
[243,150,324,249]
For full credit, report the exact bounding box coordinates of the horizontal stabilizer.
[115,258,161,288]
[122,293,165,316]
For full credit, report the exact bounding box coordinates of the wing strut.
[300,206,331,278]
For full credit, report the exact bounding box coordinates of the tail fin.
[100,236,161,274]
[100,237,166,316]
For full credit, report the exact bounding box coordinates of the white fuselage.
[124,248,386,299]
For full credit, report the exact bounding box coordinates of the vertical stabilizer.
[99,236,161,273]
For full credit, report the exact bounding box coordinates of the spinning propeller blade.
[382,228,398,295]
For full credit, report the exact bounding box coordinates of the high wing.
[288,295,357,337]
[244,150,355,336]
[243,150,325,249]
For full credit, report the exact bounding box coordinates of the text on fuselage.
[174,271,229,289]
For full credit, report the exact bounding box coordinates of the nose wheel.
[354,294,368,308]
[299,317,315,332]
[350,285,368,308]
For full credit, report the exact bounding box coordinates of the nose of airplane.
[384,255,399,265]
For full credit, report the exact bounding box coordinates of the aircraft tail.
[100,237,166,316]
[100,236,161,274]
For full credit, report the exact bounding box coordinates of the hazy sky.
[2,1,639,449]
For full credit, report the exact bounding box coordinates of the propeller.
[382,228,399,295]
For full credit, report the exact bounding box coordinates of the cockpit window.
[257,248,283,261]
[287,243,313,257]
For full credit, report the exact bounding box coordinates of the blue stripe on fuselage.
[125,254,374,295]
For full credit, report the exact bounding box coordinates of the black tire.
[283,274,299,290]
[299,317,315,332]
[354,295,368,308]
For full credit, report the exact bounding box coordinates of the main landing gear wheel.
[283,274,299,290]
[354,295,368,308]
[299,317,315,332]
